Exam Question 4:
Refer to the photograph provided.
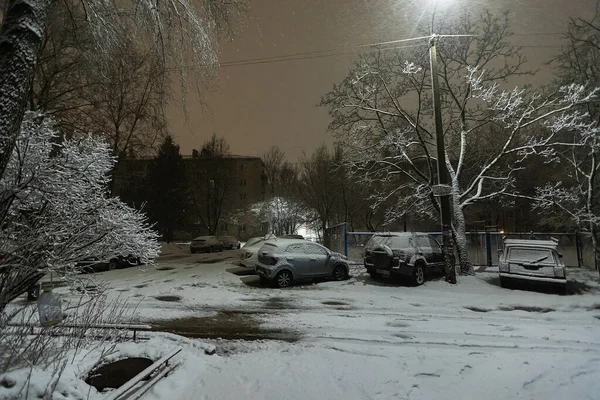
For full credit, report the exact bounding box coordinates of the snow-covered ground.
[5,244,600,399]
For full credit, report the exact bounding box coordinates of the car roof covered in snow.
[503,239,559,249]
[262,238,322,248]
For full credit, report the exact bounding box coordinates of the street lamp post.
[429,34,457,284]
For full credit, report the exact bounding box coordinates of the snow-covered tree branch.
[0,113,160,312]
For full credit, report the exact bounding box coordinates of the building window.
[209,179,215,187]
[240,179,247,187]
[240,164,245,171]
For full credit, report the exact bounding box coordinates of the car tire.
[108,260,118,271]
[259,276,269,286]
[190,249,196,254]
[557,283,567,295]
[275,270,293,288]
[332,265,348,281]
[412,263,425,286]
[369,271,380,280]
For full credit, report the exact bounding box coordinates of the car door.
[427,235,444,267]
[413,235,434,266]
[285,244,310,278]
[303,243,331,277]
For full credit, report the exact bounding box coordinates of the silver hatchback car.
[254,239,349,288]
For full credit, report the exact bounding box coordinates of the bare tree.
[0,0,248,180]
[298,145,344,246]
[262,146,285,195]
[321,10,542,274]
[540,4,600,270]
[188,134,233,235]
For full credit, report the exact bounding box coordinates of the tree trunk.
[0,0,52,179]
[451,180,474,275]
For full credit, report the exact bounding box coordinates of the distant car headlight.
[499,263,509,272]
[554,267,565,278]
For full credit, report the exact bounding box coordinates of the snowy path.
[29,254,600,400]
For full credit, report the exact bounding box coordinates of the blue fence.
[327,224,597,269]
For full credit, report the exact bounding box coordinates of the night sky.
[168,0,595,161]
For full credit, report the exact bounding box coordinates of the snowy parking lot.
[31,244,600,399]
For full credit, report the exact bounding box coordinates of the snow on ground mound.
[0,334,212,400]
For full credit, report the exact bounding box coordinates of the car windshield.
[508,247,554,263]
[368,235,411,249]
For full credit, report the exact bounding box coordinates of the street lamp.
[428,0,457,284]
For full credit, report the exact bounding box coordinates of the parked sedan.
[498,238,567,293]
[218,235,241,250]
[239,237,268,268]
[190,236,224,253]
[364,232,445,285]
[254,239,349,288]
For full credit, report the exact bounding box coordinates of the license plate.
[376,269,391,276]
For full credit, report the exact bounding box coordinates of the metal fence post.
[485,231,492,268]
[344,223,348,257]
[575,231,582,268]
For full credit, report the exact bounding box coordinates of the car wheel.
[190,249,196,254]
[369,271,380,279]
[499,277,508,289]
[259,276,269,286]
[275,271,293,288]
[332,265,348,281]
[108,260,118,271]
[413,263,425,286]
[557,283,567,295]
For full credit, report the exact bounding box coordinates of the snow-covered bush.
[0,112,160,312]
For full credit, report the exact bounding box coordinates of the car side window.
[286,244,305,253]
[428,236,441,251]
[415,236,430,248]
[304,244,329,256]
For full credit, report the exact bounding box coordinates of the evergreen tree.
[147,136,188,243]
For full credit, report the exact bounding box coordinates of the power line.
[170,31,567,71]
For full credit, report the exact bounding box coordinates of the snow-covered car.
[217,235,241,250]
[279,234,304,239]
[254,239,349,288]
[363,232,445,285]
[239,236,268,268]
[190,236,224,253]
[74,255,141,272]
[498,238,567,293]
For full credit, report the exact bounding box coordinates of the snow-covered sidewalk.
[5,252,600,399]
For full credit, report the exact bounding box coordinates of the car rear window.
[260,243,279,253]
[508,247,554,263]
[368,235,411,249]
[244,238,262,247]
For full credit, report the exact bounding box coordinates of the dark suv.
[364,232,444,285]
